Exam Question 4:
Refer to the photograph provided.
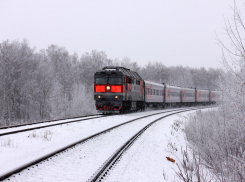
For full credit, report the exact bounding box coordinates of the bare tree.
[179,2,245,181]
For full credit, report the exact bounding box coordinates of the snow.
[0,115,101,135]
[0,107,210,182]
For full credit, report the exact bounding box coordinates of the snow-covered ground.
[0,107,209,182]
[0,115,101,135]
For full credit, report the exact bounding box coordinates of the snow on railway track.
[88,109,192,182]
[0,114,105,136]
[0,107,213,181]
[0,114,103,130]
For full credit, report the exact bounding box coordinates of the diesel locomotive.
[94,66,145,114]
[94,66,221,114]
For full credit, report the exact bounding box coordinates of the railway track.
[0,114,107,136]
[88,108,196,182]
[0,107,196,181]
[0,106,217,137]
[0,114,102,130]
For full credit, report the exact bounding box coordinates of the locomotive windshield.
[95,76,122,85]
[108,77,122,84]
[95,77,107,84]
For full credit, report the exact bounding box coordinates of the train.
[94,66,222,114]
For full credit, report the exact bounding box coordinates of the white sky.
[1,0,244,69]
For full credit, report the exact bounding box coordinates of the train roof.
[145,81,196,91]
[165,85,182,89]
[181,87,195,91]
[99,66,143,80]
[145,80,164,87]
[211,90,222,93]
[196,89,210,92]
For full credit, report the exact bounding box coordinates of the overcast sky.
[1,0,244,69]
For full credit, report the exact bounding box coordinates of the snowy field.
[0,107,211,182]
[0,115,101,135]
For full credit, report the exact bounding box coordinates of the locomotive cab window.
[108,77,123,85]
[95,76,108,84]
[95,76,123,85]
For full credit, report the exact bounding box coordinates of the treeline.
[139,62,221,90]
[182,58,245,181]
[0,39,221,125]
[180,4,245,181]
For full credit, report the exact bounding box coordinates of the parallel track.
[0,114,102,130]
[0,115,107,137]
[0,108,193,181]
[0,106,217,137]
[88,108,197,182]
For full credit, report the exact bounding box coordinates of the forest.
[0,39,222,126]
[178,3,245,181]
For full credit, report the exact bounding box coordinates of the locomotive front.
[94,67,124,114]
[94,66,145,114]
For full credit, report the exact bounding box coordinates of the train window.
[95,76,108,84]
[186,93,192,97]
[172,92,178,97]
[108,77,123,85]
[128,78,132,84]
[149,89,152,95]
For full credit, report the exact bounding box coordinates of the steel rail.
[0,108,192,181]
[0,106,217,137]
[0,106,204,137]
[0,115,107,137]
[0,114,102,130]
[88,108,198,182]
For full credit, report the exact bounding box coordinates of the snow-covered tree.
[182,2,245,181]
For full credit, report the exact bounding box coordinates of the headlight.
[98,96,101,98]
[115,96,118,98]
[106,86,110,90]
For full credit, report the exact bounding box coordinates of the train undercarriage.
[96,100,145,114]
